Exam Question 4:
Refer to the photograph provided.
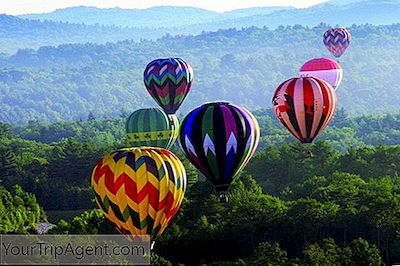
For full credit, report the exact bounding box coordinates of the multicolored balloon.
[144,58,194,114]
[126,108,179,149]
[272,77,337,143]
[179,102,259,202]
[299,57,343,90]
[91,147,187,241]
[323,28,351,57]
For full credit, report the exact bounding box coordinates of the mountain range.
[19,0,400,29]
[0,0,399,54]
[19,6,293,28]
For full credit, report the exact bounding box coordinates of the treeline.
[1,23,400,123]
[1,110,400,212]
[8,108,400,150]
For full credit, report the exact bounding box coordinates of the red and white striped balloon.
[272,77,337,143]
[299,58,343,90]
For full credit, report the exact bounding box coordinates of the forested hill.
[179,0,400,34]
[3,1,400,54]
[19,1,400,29]
[1,23,400,124]
[0,15,163,54]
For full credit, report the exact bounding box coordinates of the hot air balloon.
[323,28,351,58]
[144,58,194,114]
[179,102,259,202]
[299,57,343,90]
[126,108,179,149]
[91,147,186,243]
[272,77,337,144]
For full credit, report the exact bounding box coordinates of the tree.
[252,242,288,266]
[303,238,382,266]
[304,238,342,266]
[348,238,383,266]
[331,108,349,128]
[0,123,13,138]
[0,185,44,233]
[49,209,116,234]
[87,112,96,121]
[0,148,16,179]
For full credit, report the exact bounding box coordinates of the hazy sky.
[0,0,328,15]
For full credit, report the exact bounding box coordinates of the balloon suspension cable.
[302,141,314,158]
[218,192,229,203]
[167,115,174,123]
[306,148,313,158]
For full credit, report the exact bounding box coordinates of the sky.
[0,0,329,15]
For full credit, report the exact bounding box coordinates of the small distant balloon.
[144,58,193,114]
[323,28,351,57]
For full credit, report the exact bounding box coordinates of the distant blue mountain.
[20,6,220,28]
[18,1,400,30]
[184,0,400,32]
[222,6,294,18]
[325,0,378,6]
[1,0,399,54]
[19,5,293,28]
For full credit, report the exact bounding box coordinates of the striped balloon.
[272,77,337,143]
[323,28,351,58]
[299,57,343,90]
[126,108,179,149]
[179,102,259,201]
[144,58,194,114]
[91,147,186,241]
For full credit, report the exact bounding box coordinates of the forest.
[2,5,400,264]
[1,109,400,265]
[1,23,400,124]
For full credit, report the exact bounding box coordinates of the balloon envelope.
[299,57,343,90]
[272,77,337,143]
[126,108,179,149]
[91,147,186,241]
[323,28,351,57]
[179,102,259,198]
[144,58,193,114]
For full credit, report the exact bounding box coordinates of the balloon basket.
[218,192,228,203]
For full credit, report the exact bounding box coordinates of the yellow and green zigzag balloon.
[91,147,186,240]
